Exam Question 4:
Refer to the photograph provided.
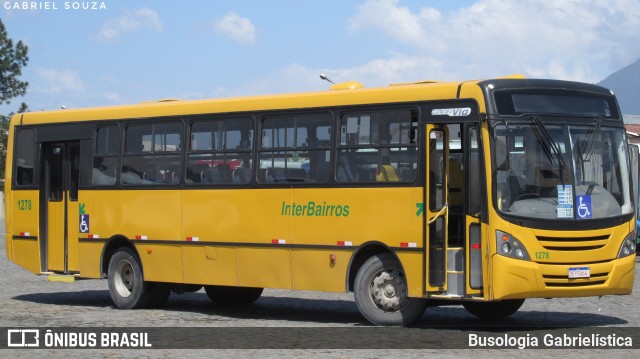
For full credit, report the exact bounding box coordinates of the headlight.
[496,231,531,260]
[617,232,637,258]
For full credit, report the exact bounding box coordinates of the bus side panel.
[291,249,350,292]
[237,247,292,289]
[11,238,40,275]
[78,190,110,278]
[395,252,424,297]
[290,187,424,294]
[182,188,292,288]
[78,241,103,278]
[182,246,237,286]
[9,190,41,275]
[135,243,183,283]
[81,190,183,283]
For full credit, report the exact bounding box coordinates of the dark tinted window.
[495,90,619,118]
[14,129,35,186]
[258,113,332,183]
[187,117,254,185]
[93,126,119,186]
[337,109,418,183]
[96,126,119,155]
[122,122,182,185]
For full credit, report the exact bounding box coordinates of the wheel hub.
[370,270,407,311]
[114,260,134,298]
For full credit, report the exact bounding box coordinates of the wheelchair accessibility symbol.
[576,195,592,219]
[79,214,90,233]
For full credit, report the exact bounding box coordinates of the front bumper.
[491,253,636,300]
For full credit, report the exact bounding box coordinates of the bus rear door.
[40,141,81,274]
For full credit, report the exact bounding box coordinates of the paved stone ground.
[1,220,638,358]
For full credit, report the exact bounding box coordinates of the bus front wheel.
[354,253,427,326]
[107,247,151,309]
[462,299,525,320]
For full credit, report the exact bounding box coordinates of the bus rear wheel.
[354,253,427,326]
[107,247,151,309]
[462,299,525,320]
[204,285,263,305]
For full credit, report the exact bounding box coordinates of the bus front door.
[40,141,80,274]
[425,123,485,297]
[425,125,448,292]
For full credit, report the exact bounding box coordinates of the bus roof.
[15,76,613,126]
[14,78,491,125]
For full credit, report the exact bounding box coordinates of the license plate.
[568,267,590,279]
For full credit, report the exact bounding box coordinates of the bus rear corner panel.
[9,237,42,275]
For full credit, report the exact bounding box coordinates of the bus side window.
[14,129,36,186]
[258,113,332,184]
[187,117,254,186]
[121,123,182,186]
[337,109,418,183]
[93,125,119,186]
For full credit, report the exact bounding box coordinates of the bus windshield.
[493,119,633,220]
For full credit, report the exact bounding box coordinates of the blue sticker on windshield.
[576,195,592,219]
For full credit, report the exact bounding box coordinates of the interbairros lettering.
[281,200,350,217]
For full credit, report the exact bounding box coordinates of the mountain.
[598,58,640,115]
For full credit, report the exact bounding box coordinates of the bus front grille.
[542,272,609,288]
[536,234,609,251]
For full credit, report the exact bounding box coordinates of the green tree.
[1,19,30,179]
[0,19,29,104]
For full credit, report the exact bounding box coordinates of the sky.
[1,0,640,114]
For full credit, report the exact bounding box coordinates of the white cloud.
[311,55,449,89]
[227,56,446,97]
[213,12,256,45]
[349,0,441,49]
[348,0,640,83]
[95,7,162,43]
[102,91,122,103]
[34,68,85,95]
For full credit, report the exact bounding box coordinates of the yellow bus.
[4,77,637,326]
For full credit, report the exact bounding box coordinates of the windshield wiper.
[530,115,566,180]
[580,118,602,162]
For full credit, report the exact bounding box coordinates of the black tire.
[354,253,427,326]
[204,285,263,305]
[147,282,172,308]
[107,247,151,309]
[462,299,525,320]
